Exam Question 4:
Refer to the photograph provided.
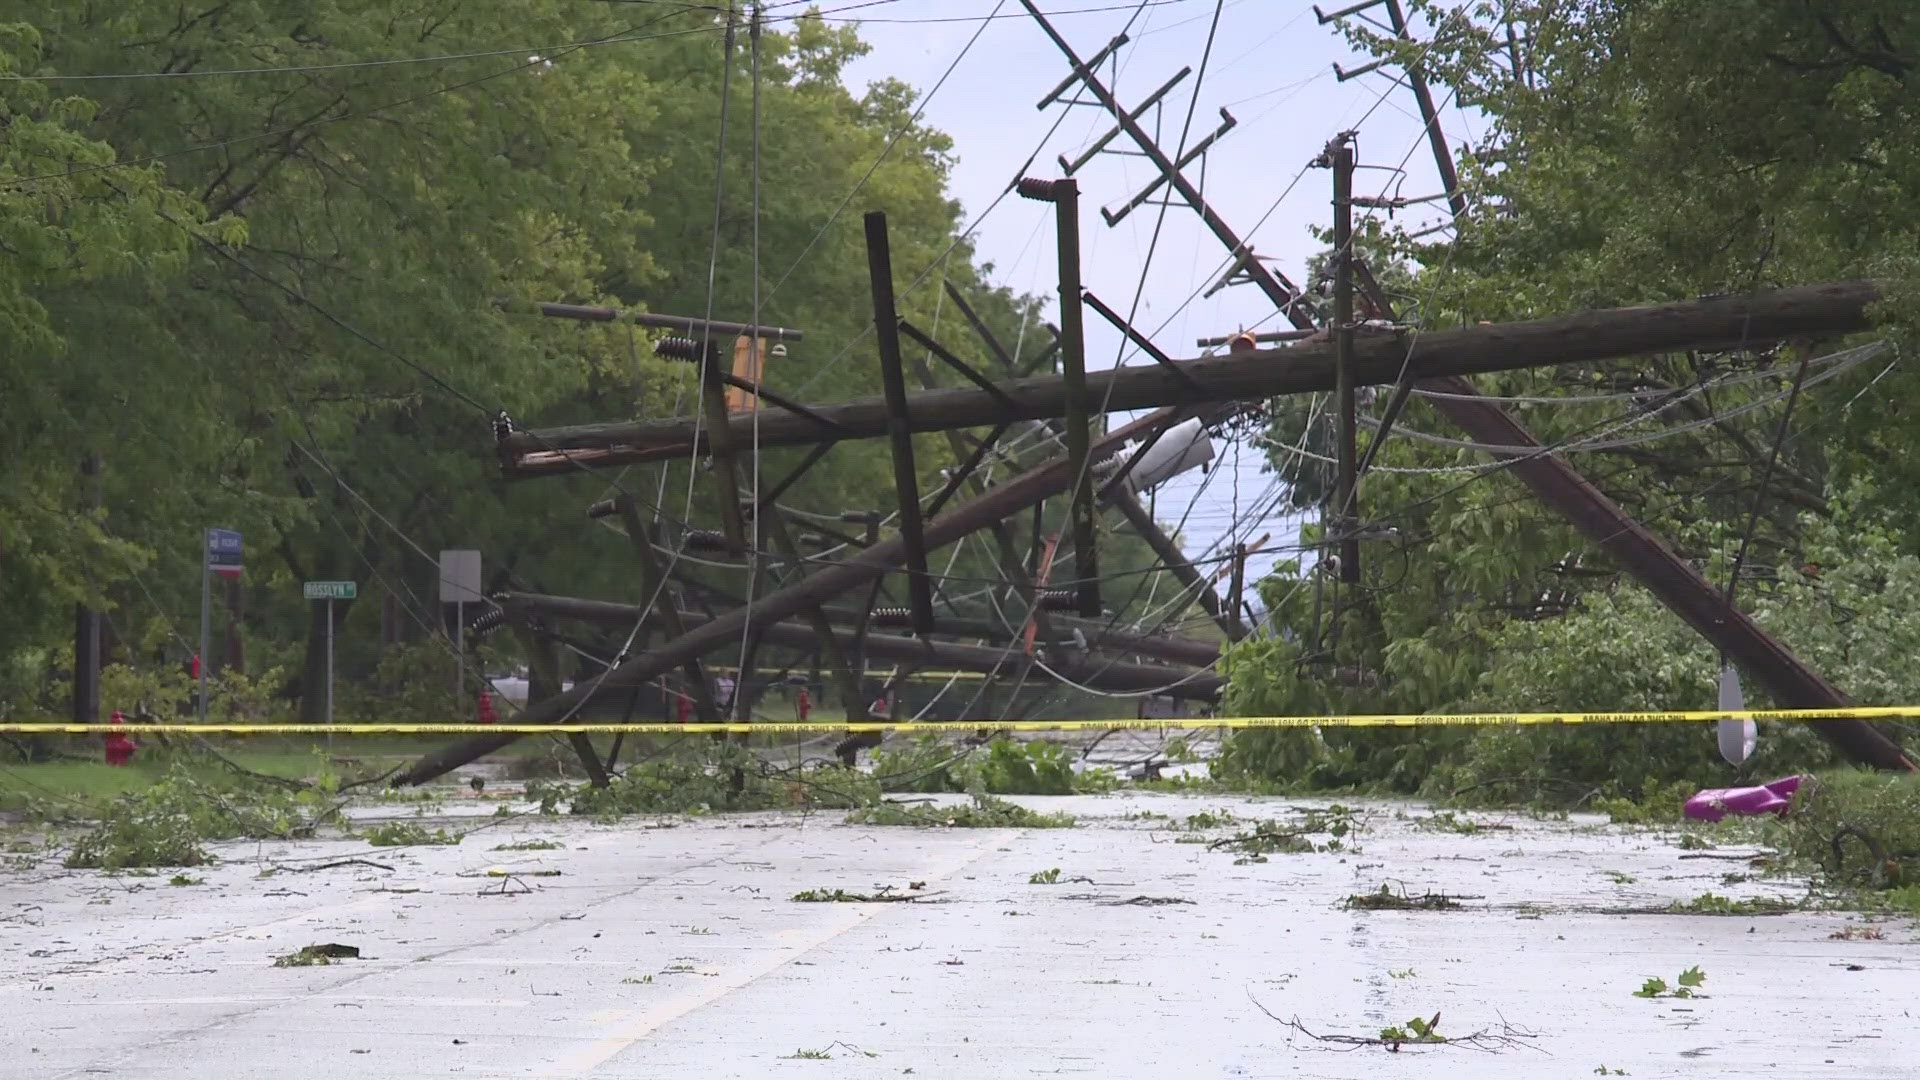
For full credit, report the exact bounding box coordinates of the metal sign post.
[201,529,243,724]
[304,581,356,739]
[439,550,482,704]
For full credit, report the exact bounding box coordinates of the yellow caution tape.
[5,706,1916,736]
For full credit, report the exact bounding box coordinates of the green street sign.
[304,581,357,601]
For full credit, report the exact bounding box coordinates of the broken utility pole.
[493,594,1222,701]
[1348,275,1912,773]
[1017,176,1100,617]
[392,406,1196,786]
[864,211,936,637]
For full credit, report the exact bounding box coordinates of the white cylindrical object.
[1127,417,1214,494]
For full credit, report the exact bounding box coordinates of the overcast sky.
[828,0,1473,607]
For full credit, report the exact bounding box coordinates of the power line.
[759,0,1012,319]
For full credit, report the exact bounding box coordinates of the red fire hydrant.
[795,686,811,723]
[676,689,691,724]
[103,710,136,766]
[476,691,497,725]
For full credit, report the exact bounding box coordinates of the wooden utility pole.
[1108,490,1248,641]
[612,498,723,726]
[503,282,1884,471]
[1018,176,1100,616]
[864,211,936,636]
[70,454,102,733]
[511,623,610,787]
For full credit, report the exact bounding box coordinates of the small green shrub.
[65,764,332,869]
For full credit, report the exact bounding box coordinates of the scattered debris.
[1634,966,1707,999]
[1664,892,1801,915]
[1101,895,1194,907]
[361,823,460,847]
[274,943,360,968]
[1378,1012,1447,1046]
[1208,829,1314,855]
[1206,807,1361,856]
[1411,812,1512,834]
[790,887,937,903]
[782,1042,878,1060]
[491,839,564,851]
[846,794,1074,829]
[1345,885,1467,911]
[282,858,394,873]
[1830,925,1885,941]
[1251,993,1541,1054]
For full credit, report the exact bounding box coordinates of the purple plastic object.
[1683,775,1806,822]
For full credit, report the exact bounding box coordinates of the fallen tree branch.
[1248,992,1543,1054]
[1208,829,1307,851]
[280,858,394,873]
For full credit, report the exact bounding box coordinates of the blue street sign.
[206,528,243,578]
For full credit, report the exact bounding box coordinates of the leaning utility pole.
[1027,9,1908,770]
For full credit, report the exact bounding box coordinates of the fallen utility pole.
[510,622,610,787]
[392,406,1195,785]
[1430,370,1911,771]
[492,595,1221,700]
[1107,490,1248,642]
[1345,279,1913,772]
[500,282,1882,473]
[612,497,724,726]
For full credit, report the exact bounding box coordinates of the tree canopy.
[1221,0,1920,794]
[0,4,1086,722]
